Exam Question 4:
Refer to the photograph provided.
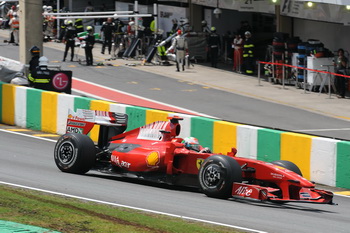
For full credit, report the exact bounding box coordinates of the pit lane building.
[60,0,350,58]
[12,0,350,64]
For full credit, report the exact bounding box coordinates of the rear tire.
[54,133,96,174]
[199,155,242,199]
[271,160,303,176]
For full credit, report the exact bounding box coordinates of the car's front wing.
[232,183,334,204]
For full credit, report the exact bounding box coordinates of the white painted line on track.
[0,55,21,64]
[72,77,217,119]
[0,129,56,143]
[0,53,215,119]
[293,128,350,132]
[0,181,267,233]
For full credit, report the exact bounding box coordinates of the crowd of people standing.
[56,15,257,74]
[204,20,256,75]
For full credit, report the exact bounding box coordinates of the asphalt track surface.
[1,129,350,233]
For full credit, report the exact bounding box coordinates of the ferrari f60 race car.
[54,109,334,204]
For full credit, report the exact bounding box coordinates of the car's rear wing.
[66,109,128,148]
[66,109,128,134]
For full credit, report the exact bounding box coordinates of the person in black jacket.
[100,18,115,54]
[58,20,68,42]
[84,26,95,66]
[335,48,348,98]
[28,45,41,86]
[207,27,221,68]
[242,31,255,75]
[112,19,125,59]
[62,21,77,62]
[74,18,84,33]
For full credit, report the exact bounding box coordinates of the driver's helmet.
[182,137,200,152]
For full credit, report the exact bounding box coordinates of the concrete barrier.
[1,81,349,189]
[311,137,339,187]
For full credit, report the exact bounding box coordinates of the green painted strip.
[26,88,43,130]
[0,220,60,233]
[191,117,216,150]
[336,141,350,189]
[74,96,92,111]
[125,106,147,131]
[257,128,283,162]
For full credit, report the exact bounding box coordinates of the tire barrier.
[1,81,350,189]
[286,37,300,54]
[271,36,302,81]
[297,43,307,82]
[272,38,285,60]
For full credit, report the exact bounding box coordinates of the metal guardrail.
[257,60,350,98]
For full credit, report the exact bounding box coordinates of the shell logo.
[146,151,160,167]
[68,114,73,119]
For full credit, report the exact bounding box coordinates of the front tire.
[54,133,96,174]
[199,155,242,199]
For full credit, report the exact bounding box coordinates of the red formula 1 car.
[54,109,334,204]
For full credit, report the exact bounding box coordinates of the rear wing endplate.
[66,109,128,135]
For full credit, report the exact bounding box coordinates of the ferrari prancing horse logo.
[196,159,204,170]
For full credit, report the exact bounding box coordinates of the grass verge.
[0,185,242,233]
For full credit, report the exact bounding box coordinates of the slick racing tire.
[54,133,96,174]
[271,160,303,177]
[199,155,242,199]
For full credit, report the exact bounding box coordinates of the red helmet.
[177,29,182,35]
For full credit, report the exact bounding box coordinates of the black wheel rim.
[58,141,76,165]
[202,164,223,188]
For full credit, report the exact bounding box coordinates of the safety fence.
[257,60,350,98]
[1,82,350,189]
